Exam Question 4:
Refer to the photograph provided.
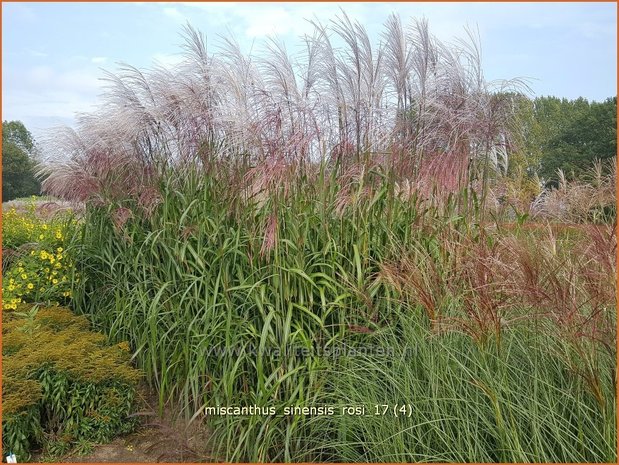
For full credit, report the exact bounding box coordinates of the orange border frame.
[0,2,617,465]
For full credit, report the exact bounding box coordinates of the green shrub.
[2,306,141,460]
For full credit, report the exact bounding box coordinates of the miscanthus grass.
[36,12,615,463]
[64,166,616,462]
[304,310,616,463]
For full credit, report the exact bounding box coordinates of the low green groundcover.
[2,305,141,460]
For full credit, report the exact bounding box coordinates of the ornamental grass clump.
[305,307,616,463]
[2,306,141,460]
[33,12,616,463]
[64,166,616,462]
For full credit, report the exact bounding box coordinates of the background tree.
[2,120,41,201]
[539,97,617,182]
[514,96,617,185]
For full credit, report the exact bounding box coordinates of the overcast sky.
[2,2,617,140]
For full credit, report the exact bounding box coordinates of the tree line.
[513,95,617,184]
[2,121,41,201]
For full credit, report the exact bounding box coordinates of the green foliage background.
[512,96,617,183]
[2,121,41,201]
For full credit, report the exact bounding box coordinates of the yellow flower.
[27,283,34,290]
[42,224,48,230]
[39,234,45,240]
[52,279,59,285]
[49,257,55,264]
[57,247,64,253]
[56,232,63,239]
[21,273,28,280]
[8,285,15,291]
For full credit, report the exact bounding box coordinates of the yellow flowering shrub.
[2,199,72,249]
[2,200,39,249]
[2,198,79,309]
[3,249,77,309]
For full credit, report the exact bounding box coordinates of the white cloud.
[4,89,96,119]
[27,49,48,58]
[156,2,368,41]
[91,56,108,64]
[578,20,615,40]
[163,7,186,23]
[21,67,101,94]
[6,3,37,23]
[240,4,366,39]
[28,66,54,84]
[3,65,104,134]
[243,8,293,37]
